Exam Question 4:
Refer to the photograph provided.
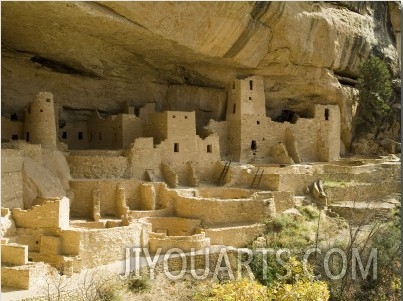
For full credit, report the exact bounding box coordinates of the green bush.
[126,275,151,293]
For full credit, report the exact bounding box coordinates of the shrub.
[126,275,151,293]
[194,259,330,301]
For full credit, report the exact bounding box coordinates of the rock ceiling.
[1,1,400,135]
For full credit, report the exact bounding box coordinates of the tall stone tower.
[225,76,266,161]
[24,92,57,149]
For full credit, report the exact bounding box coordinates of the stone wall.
[205,224,265,247]
[59,121,89,150]
[141,217,202,236]
[66,222,149,268]
[1,262,49,290]
[148,232,210,253]
[86,112,145,150]
[69,179,167,218]
[24,92,57,150]
[1,243,28,265]
[1,116,24,142]
[171,193,272,227]
[68,152,128,179]
[164,85,226,129]
[2,140,43,163]
[1,149,24,208]
[12,198,70,229]
[325,182,401,204]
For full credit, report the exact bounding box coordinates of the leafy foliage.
[356,56,392,136]
[194,258,330,301]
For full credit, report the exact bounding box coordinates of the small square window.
[257,121,260,125]
[11,134,18,140]
[185,116,188,119]
[173,115,176,118]
[249,97,252,100]
[46,98,51,102]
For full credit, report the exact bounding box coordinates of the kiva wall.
[69,179,168,218]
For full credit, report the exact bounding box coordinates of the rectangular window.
[78,132,83,140]
[249,80,253,90]
[207,145,212,153]
[90,133,92,142]
[174,143,179,152]
[325,109,329,121]
[62,132,67,139]
[11,134,18,140]
[99,133,102,141]
[232,81,235,89]
[233,104,236,114]
[257,121,260,125]
[251,140,257,150]
[26,132,30,142]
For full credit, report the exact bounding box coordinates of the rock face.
[1,1,400,151]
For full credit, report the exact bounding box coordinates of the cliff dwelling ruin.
[1,1,401,300]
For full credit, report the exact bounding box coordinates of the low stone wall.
[2,141,43,164]
[140,217,202,236]
[205,224,265,248]
[273,191,295,213]
[62,222,150,269]
[67,154,128,179]
[1,243,28,265]
[148,232,210,253]
[196,187,252,199]
[173,192,272,227]
[325,182,401,203]
[128,208,170,219]
[11,198,70,229]
[1,262,49,290]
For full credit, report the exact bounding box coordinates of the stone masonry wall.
[11,198,70,229]
[1,149,24,208]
